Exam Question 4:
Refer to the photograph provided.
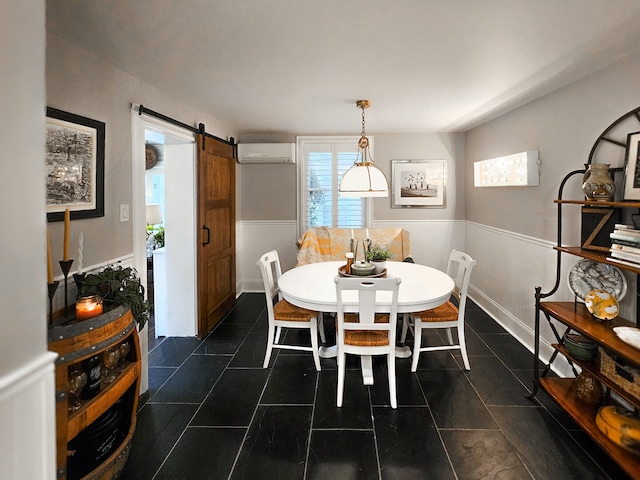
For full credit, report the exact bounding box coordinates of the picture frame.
[46,107,105,221]
[622,131,640,201]
[391,159,446,208]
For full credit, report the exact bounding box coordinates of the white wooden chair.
[335,276,402,408]
[401,249,477,372]
[257,250,323,371]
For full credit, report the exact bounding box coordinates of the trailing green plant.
[77,264,151,329]
[366,244,392,262]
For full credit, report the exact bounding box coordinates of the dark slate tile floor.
[120,294,629,480]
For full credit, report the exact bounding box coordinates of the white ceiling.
[47,0,640,135]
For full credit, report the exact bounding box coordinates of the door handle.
[202,225,210,246]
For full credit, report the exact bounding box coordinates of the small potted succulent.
[366,244,393,274]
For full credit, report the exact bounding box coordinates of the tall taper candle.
[77,232,84,274]
[63,208,70,261]
[47,229,53,283]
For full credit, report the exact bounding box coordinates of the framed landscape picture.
[391,159,446,208]
[623,131,640,201]
[46,107,105,221]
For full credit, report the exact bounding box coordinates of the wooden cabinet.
[534,173,640,478]
[48,305,140,480]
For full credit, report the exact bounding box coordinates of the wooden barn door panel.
[196,134,235,337]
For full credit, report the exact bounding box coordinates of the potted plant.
[154,226,165,248]
[146,225,165,255]
[366,244,392,273]
[77,264,151,329]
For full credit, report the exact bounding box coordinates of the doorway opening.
[132,108,199,394]
[143,128,197,347]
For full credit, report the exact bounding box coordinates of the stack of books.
[609,224,640,266]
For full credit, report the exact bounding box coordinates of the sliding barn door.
[196,134,236,337]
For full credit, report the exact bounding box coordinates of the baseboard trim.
[469,286,573,378]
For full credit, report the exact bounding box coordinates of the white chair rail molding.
[474,150,540,187]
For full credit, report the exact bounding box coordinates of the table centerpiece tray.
[338,265,387,278]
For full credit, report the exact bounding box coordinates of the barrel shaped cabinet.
[48,306,140,480]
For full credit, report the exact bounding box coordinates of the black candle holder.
[59,259,73,318]
[73,272,86,288]
[47,281,60,326]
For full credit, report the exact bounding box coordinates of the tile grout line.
[148,336,211,480]
[226,333,276,480]
[148,300,254,480]
[302,369,320,480]
[414,367,460,480]
[367,388,384,480]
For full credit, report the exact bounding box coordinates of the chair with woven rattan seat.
[401,249,477,372]
[257,250,323,371]
[334,276,402,408]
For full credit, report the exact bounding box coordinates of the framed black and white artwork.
[391,159,446,208]
[623,131,640,201]
[46,107,105,221]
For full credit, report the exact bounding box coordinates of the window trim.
[296,135,374,237]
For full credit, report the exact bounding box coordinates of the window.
[297,136,373,233]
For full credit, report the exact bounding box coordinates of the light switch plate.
[120,204,130,222]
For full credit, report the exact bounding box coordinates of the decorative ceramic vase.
[372,260,386,274]
[582,164,614,201]
[582,163,591,186]
[574,372,604,406]
[350,261,375,276]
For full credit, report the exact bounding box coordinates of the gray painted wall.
[45,33,237,275]
[465,51,640,242]
[2,0,48,375]
[238,132,466,222]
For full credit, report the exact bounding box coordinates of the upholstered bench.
[296,227,411,266]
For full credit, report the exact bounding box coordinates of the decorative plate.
[568,260,627,302]
[613,327,640,350]
[584,289,619,320]
[145,144,159,170]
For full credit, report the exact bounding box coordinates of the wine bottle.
[81,354,101,399]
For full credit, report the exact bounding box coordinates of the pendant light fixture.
[339,100,389,197]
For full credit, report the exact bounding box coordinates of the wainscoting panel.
[0,351,58,480]
[462,221,635,377]
[236,221,299,292]
[373,219,466,270]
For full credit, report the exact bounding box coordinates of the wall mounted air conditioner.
[237,143,296,164]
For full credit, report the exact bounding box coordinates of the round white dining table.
[278,260,454,384]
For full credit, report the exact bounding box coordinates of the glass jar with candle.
[76,294,104,320]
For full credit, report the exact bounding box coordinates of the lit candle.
[351,229,354,239]
[63,208,70,261]
[46,229,53,283]
[76,295,103,320]
[77,232,84,274]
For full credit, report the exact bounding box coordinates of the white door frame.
[130,105,197,393]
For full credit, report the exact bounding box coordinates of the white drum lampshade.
[146,204,162,225]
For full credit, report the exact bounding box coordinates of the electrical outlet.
[120,204,130,222]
